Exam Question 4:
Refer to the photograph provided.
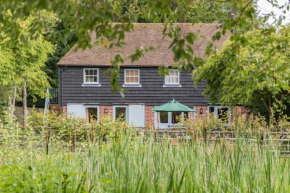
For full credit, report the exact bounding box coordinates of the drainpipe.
[59,66,68,109]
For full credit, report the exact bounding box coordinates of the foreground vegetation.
[1,132,290,192]
[0,111,289,192]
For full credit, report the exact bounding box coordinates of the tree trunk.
[12,86,16,107]
[8,85,17,125]
[8,93,13,124]
[23,81,27,128]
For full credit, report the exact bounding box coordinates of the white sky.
[257,0,290,25]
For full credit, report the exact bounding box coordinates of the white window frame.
[207,106,231,126]
[192,106,196,118]
[124,69,140,85]
[164,69,180,86]
[155,111,188,129]
[113,106,128,121]
[83,68,99,84]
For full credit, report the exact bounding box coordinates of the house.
[55,23,232,129]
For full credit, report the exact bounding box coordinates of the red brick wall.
[195,106,208,118]
[100,106,113,117]
[231,106,249,121]
[145,105,155,129]
[63,104,251,126]
[62,105,67,114]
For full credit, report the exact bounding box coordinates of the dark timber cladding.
[57,23,230,107]
[59,66,209,106]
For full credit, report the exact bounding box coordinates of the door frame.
[85,105,100,123]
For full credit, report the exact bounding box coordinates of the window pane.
[86,76,93,82]
[218,107,229,123]
[173,77,178,83]
[184,112,189,119]
[126,77,130,82]
[160,112,168,123]
[209,107,215,114]
[93,76,98,82]
[174,70,178,76]
[133,77,138,83]
[172,112,181,124]
[165,77,170,84]
[94,70,98,75]
[134,70,138,76]
[115,107,126,121]
[126,70,130,76]
[87,108,98,123]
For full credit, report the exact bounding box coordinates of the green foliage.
[0,0,289,116]
[29,109,132,141]
[1,126,290,192]
[44,22,78,88]
[0,10,55,111]
[1,0,286,95]
[0,48,15,85]
[18,39,54,98]
[194,25,290,119]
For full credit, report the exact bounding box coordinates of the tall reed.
[0,133,289,192]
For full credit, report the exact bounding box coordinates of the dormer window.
[164,69,181,87]
[83,68,99,84]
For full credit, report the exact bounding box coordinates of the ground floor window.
[172,112,182,124]
[114,106,127,121]
[160,112,168,123]
[208,106,231,125]
[157,111,188,126]
[86,107,99,123]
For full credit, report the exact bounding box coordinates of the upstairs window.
[124,69,139,84]
[83,68,99,84]
[165,69,179,85]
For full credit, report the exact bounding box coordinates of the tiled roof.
[57,23,229,66]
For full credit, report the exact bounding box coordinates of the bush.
[28,109,132,142]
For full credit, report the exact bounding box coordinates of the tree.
[0,10,55,125]
[193,25,290,120]
[0,0,289,119]
[15,39,54,126]
[0,47,16,123]
[44,22,78,89]
[0,39,54,125]
[1,0,287,95]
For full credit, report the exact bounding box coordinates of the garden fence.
[1,127,290,155]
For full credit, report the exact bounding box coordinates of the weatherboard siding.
[59,66,209,106]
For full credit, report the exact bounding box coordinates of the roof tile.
[57,23,229,66]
